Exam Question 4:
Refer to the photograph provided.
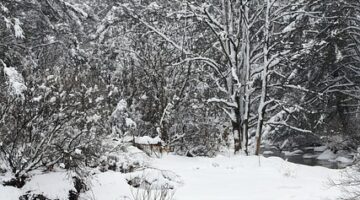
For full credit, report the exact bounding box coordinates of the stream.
[261,146,354,169]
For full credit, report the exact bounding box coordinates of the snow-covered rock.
[314,146,328,152]
[335,157,353,164]
[303,154,318,159]
[263,150,274,155]
[284,149,303,156]
[317,150,337,161]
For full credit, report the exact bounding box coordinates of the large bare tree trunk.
[241,2,251,155]
[232,119,242,153]
[255,0,271,155]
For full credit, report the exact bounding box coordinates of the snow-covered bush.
[111,99,137,137]
[0,0,110,184]
[98,141,150,173]
[126,168,183,190]
[332,149,360,200]
[331,165,360,200]
[130,186,175,200]
[19,193,51,200]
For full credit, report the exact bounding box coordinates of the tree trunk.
[255,0,271,155]
[255,111,265,155]
[241,3,251,155]
[232,120,242,153]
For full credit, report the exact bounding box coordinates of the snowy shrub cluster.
[99,145,150,173]
[130,186,175,200]
[126,168,183,190]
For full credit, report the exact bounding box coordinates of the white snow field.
[82,155,344,200]
[0,155,345,200]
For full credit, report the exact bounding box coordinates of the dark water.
[261,146,353,169]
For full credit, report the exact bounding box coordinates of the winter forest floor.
[0,154,349,200]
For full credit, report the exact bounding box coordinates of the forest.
[1,0,360,199]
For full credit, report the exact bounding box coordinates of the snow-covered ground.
[0,155,346,200]
[0,171,75,200]
[83,155,343,200]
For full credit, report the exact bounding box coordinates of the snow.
[314,146,328,152]
[95,96,104,103]
[0,171,74,200]
[113,99,127,113]
[315,149,353,164]
[282,21,296,33]
[0,4,9,13]
[317,150,337,161]
[49,96,56,103]
[0,185,20,200]
[140,94,148,100]
[148,2,162,10]
[75,149,82,155]
[87,114,101,123]
[134,136,163,145]
[81,171,131,200]
[284,149,303,156]
[125,117,136,128]
[22,172,75,200]
[335,44,343,62]
[121,135,135,143]
[33,96,42,102]
[335,157,353,164]
[126,168,183,189]
[4,17,11,29]
[0,155,347,200]
[303,154,318,159]
[80,155,343,200]
[263,150,274,155]
[3,65,27,97]
[150,155,342,200]
[13,18,25,39]
[64,2,88,18]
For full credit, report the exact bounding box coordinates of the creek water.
[262,146,353,169]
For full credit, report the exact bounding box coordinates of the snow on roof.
[134,136,163,145]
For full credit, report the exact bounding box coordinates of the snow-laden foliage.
[2,64,27,98]
[1,1,360,197]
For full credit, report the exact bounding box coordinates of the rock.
[314,146,328,152]
[335,157,353,164]
[303,154,318,159]
[317,150,337,160]
[284,149,303,156]
[263,151,274,155]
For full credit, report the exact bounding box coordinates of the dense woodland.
[1,0,360,196]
